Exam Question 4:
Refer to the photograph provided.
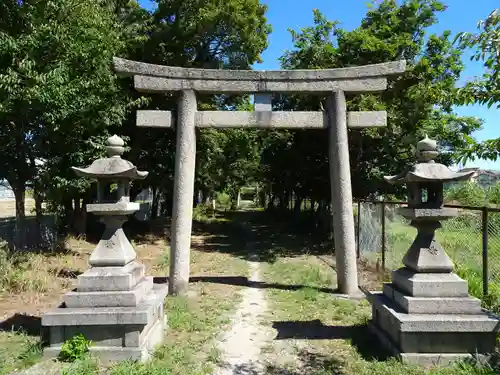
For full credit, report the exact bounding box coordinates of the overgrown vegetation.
[445,181,500,206]
[0,242,50,293]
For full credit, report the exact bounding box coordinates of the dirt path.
[213,206,275,375]
[213,207,299,375]
[214,253,272,375]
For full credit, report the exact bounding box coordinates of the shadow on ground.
[271,319,390,361]
[190,210,334,263]
[189,276,336,294]
[0,313,41,337]
[215,350,344,375]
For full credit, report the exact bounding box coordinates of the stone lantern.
[42,135,168,362]
[368,136,499,366]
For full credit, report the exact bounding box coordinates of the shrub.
[445,181,487,206]
[59,334,92,362]
[192,204,212,222]
[215,192,231,208]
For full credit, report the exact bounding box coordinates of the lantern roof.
[72,135,148,180]
[384,136,475,185]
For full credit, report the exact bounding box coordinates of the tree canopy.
[0,0,498,247]
[259,0,482,210]
[455,9,500,163]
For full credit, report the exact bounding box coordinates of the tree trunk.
[12,182,26,250]
[230,192,237,211]
[259,189,266,208]
[278,192,286,211]
[151,186,159,219]
[63,197,73,234]
[236,190,241,209]
[316,200,324,229]
[163,192,173,217]
[294,194,304,214]
[74,195,87,236]
[34,183,44,248]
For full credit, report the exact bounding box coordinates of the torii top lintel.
[113,57,406,94]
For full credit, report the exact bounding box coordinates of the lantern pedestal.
[368,209,498,367]
[368,271,497,367]
[368,137,499,367]
[41,203,168,362]
[41,135,167,363]
[42,282,167,363]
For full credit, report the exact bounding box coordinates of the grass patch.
[106,215,247,374]
[0,243,54,294]
[109,293,234,375]
[60,355,100,375]
[262,252,499,374]
[0,331,42,374]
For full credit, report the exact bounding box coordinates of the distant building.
[0,180,15,200]
[446,168,500,189]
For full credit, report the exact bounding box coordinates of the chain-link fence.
[357,200,500,297]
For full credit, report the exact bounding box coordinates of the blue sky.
[139,0,499,170]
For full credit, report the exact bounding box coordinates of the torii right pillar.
[327,90,359,296]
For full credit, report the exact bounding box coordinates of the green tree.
[445,182,487,206]
[455,9,500,162]
[0,0,140,246]
[123,0,272,215]
[259,0,482,222]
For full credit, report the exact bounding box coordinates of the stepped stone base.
[43,315,166,363]
[367,320,490,367]
[368,267,499,367]
[41,261,168,363]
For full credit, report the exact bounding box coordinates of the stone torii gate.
[114,58,406,297]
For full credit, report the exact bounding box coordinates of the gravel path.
[214,252,273,375]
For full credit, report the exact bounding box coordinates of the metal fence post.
[357,201,361,259]
[482,206,489,297]
[381,201,386,272]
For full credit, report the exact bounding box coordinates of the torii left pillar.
[169,90,197,295]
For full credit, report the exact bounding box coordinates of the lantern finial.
[106,134,125,157]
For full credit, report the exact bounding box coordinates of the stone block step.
[368,321,491,367]
[77,261,145,292]
[392,268,468,298]
[64,277,153,308]
[369,294,499,358]
[370,292,498,332]
[43,316,166,363]
[42,283,167,326]
[382,283,482,314]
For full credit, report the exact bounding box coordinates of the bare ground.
[0,235,167,323]
[0,199,38,219]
